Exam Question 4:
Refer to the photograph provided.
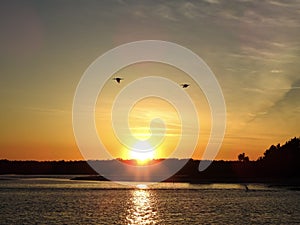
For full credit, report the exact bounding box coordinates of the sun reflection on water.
[136,184,148,189]
[126,187,159,224]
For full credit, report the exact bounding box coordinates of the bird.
[180,83,190,88]
[113,77,123,84]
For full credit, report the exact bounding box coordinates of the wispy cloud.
[155,4,178,21]
[25,107,68,115]
[179,2,199,19]
[203,0,220,4]
[270,69,283,73]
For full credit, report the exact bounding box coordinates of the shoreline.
[1,174,300,190]
[1,174,300,185]
[70,175,300,186]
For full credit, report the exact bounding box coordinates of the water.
[0,177,299,224]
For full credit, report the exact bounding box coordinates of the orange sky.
[0,1,299,161]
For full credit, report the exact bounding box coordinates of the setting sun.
[130,141,155,165]
[130,150,154,165]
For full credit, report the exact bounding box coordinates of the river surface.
[0,176,299,224]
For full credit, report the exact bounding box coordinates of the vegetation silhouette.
[0,137,299,184]
[238,153,249,162]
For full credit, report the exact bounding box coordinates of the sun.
[130,151,154,165]
[130,141,155,165]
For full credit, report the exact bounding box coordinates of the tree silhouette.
[0,137,299,183]
[238,153,249,162]
[261,137,300,163]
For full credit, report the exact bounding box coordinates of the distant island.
[1,137,299,185]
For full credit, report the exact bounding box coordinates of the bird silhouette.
[113,77,123,83]
[180,83,190,88]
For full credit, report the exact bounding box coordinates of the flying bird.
[113,77,123,83]
[180,83,190,88]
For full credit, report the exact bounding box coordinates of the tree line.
[0,137,299,183]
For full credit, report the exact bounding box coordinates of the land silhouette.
[0,137,299,184]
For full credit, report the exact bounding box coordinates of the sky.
[0,0,300,161]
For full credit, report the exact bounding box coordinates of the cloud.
[270,69,283,73]
[179,2,199,19]
[203,0,220,4]
[269,0,300,8]
[155,4,178,21]
[25,107,68,115]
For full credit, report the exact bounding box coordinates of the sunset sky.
[1,0,300,161]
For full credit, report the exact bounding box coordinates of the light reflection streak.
[126,188,159,224]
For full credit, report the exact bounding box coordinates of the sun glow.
[130,150,154,165]
[130,141,155,165]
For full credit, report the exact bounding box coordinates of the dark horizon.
[1,137,299,185]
